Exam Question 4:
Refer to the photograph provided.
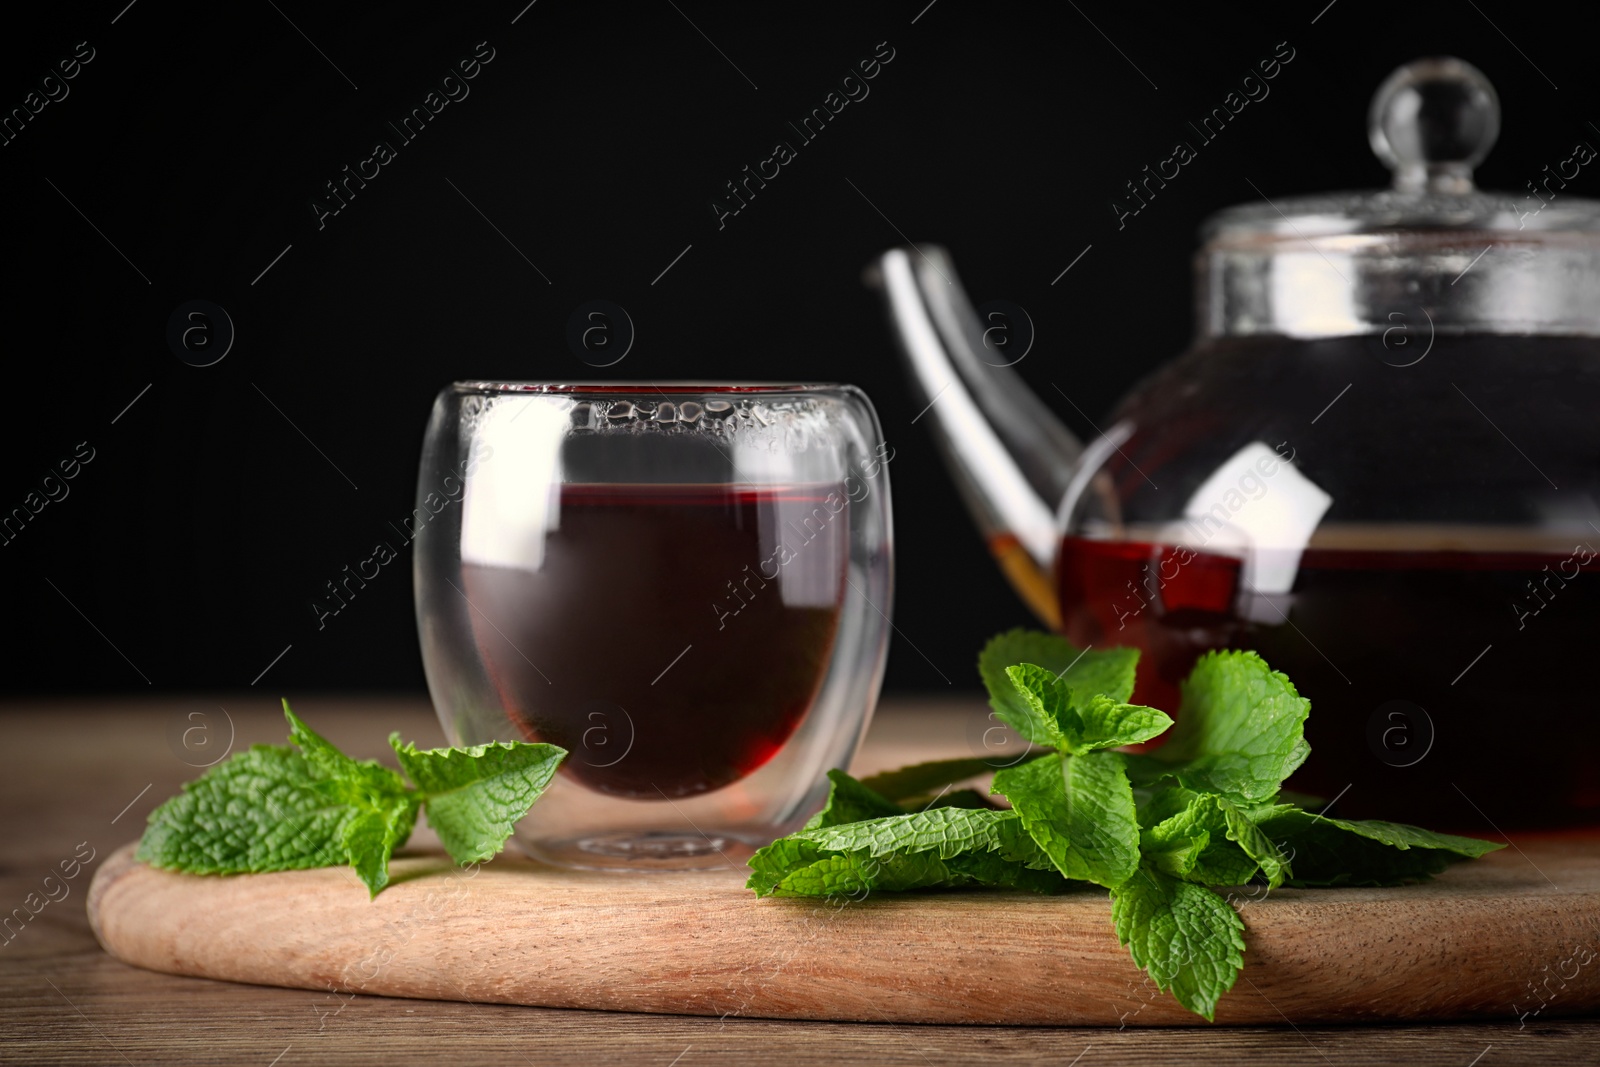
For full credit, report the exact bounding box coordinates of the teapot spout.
[867,245,1085,626]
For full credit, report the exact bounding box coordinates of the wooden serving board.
[88,834,1600,1026]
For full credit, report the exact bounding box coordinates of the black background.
[1,0,1593,697]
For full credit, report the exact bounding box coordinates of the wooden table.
[3,695,1595,1065]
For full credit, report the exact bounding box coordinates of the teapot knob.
[1368,57,1500,195]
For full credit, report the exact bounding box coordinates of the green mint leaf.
[1002,662,1075,749]
[1135,783,1203,826]
[860,757,1014,801]
[765,848,1070,898]
[1310,816,1502,857]
[1138,790,1259,887]
[282,702,416,895]
[1140,830,1211,881]
[943,851,1075,894]
[282,700,364,779]
[766,850,953,897]
[1071,695,1173,752]
[341,799,421,896]
[1152,651,1310,803]
[390,736,566,865]
[1137,787,1211,880]
[137,745,354,875]
[978,629,1138,746]
[282,700,421,890]
[1059,649,1140,706]
[804,769,906,829]
[1001,662,1171,755]
[992,751,1140,888]
[747,836,828,897]
[748,807,1070,898]
[1122,752,1181,791]
[1111,866,1245,1021]
[1219,800,1291,890]
[1257,808,1503,886]
[797,807,1055,868]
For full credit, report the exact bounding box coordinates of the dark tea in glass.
[462,483,848,798]
[415,384,893,870]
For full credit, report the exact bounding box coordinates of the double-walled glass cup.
[413,383,893,870]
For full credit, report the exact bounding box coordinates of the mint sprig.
[137,701,565,896]
[749,629,1504,1022]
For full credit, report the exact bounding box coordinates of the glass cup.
[413,383,894,870]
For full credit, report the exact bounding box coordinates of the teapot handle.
[867,245,1086,625]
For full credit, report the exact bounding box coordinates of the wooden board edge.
[86,842,1600,1028]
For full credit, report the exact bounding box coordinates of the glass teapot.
[872,57,1600,830]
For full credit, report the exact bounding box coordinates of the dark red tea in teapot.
[1057,534,1600,829]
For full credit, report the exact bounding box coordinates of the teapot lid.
[1205,57,1600,239]
[1198,58,1600,338]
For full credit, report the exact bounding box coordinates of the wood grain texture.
[5,696,1599,1065]
[87,833,1600,1027]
